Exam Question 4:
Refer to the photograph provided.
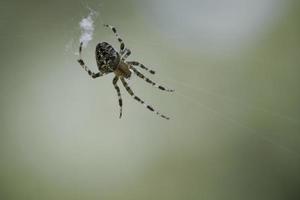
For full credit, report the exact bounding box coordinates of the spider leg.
[112,76,123,118]
[77,42,103,79]
[103,24,126,54]
[129,66,174,92]
[120,77,170,120]
[121,48,131,61]
[127,61,156,74]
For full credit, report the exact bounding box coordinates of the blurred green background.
[1,0,300,199]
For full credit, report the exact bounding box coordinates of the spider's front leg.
[77,42,103,79]
[112,76,123,118]
[120,77,170,120]
[129,66,174,92]
[127,61,156,75]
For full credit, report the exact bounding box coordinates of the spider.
[77,24,174,120]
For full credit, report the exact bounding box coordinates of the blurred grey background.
[0,0,299,199]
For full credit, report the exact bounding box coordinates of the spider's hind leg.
[129,66,174,92]
[122,48,131,61]
[104,24,126,54]
[120,77,170,120]
[77,42,103,79]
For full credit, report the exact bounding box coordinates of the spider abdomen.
[95,42,120,73]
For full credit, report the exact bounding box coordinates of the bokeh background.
[1,0,300,199]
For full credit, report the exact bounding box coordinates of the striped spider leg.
[121,48,131,61]
[129,65,174,92]
[126,61,156,75]
[112,76,123,118]
[104,24,127,55]
[77,42,103,79]
[120,77,170,120]
[103,24,131,60]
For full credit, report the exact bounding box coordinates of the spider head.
[95,42,120,73]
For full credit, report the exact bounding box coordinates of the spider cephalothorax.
[95,42,120,74]
[77,24,174,119]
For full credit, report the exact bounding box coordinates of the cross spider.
[77,24,174,120]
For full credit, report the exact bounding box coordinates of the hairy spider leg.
[126,61,156,74]
[78,42,103,78]
[104,24,126,54]
[112,76,123,118]
[120,77,170,120]
[129,66,174,92]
